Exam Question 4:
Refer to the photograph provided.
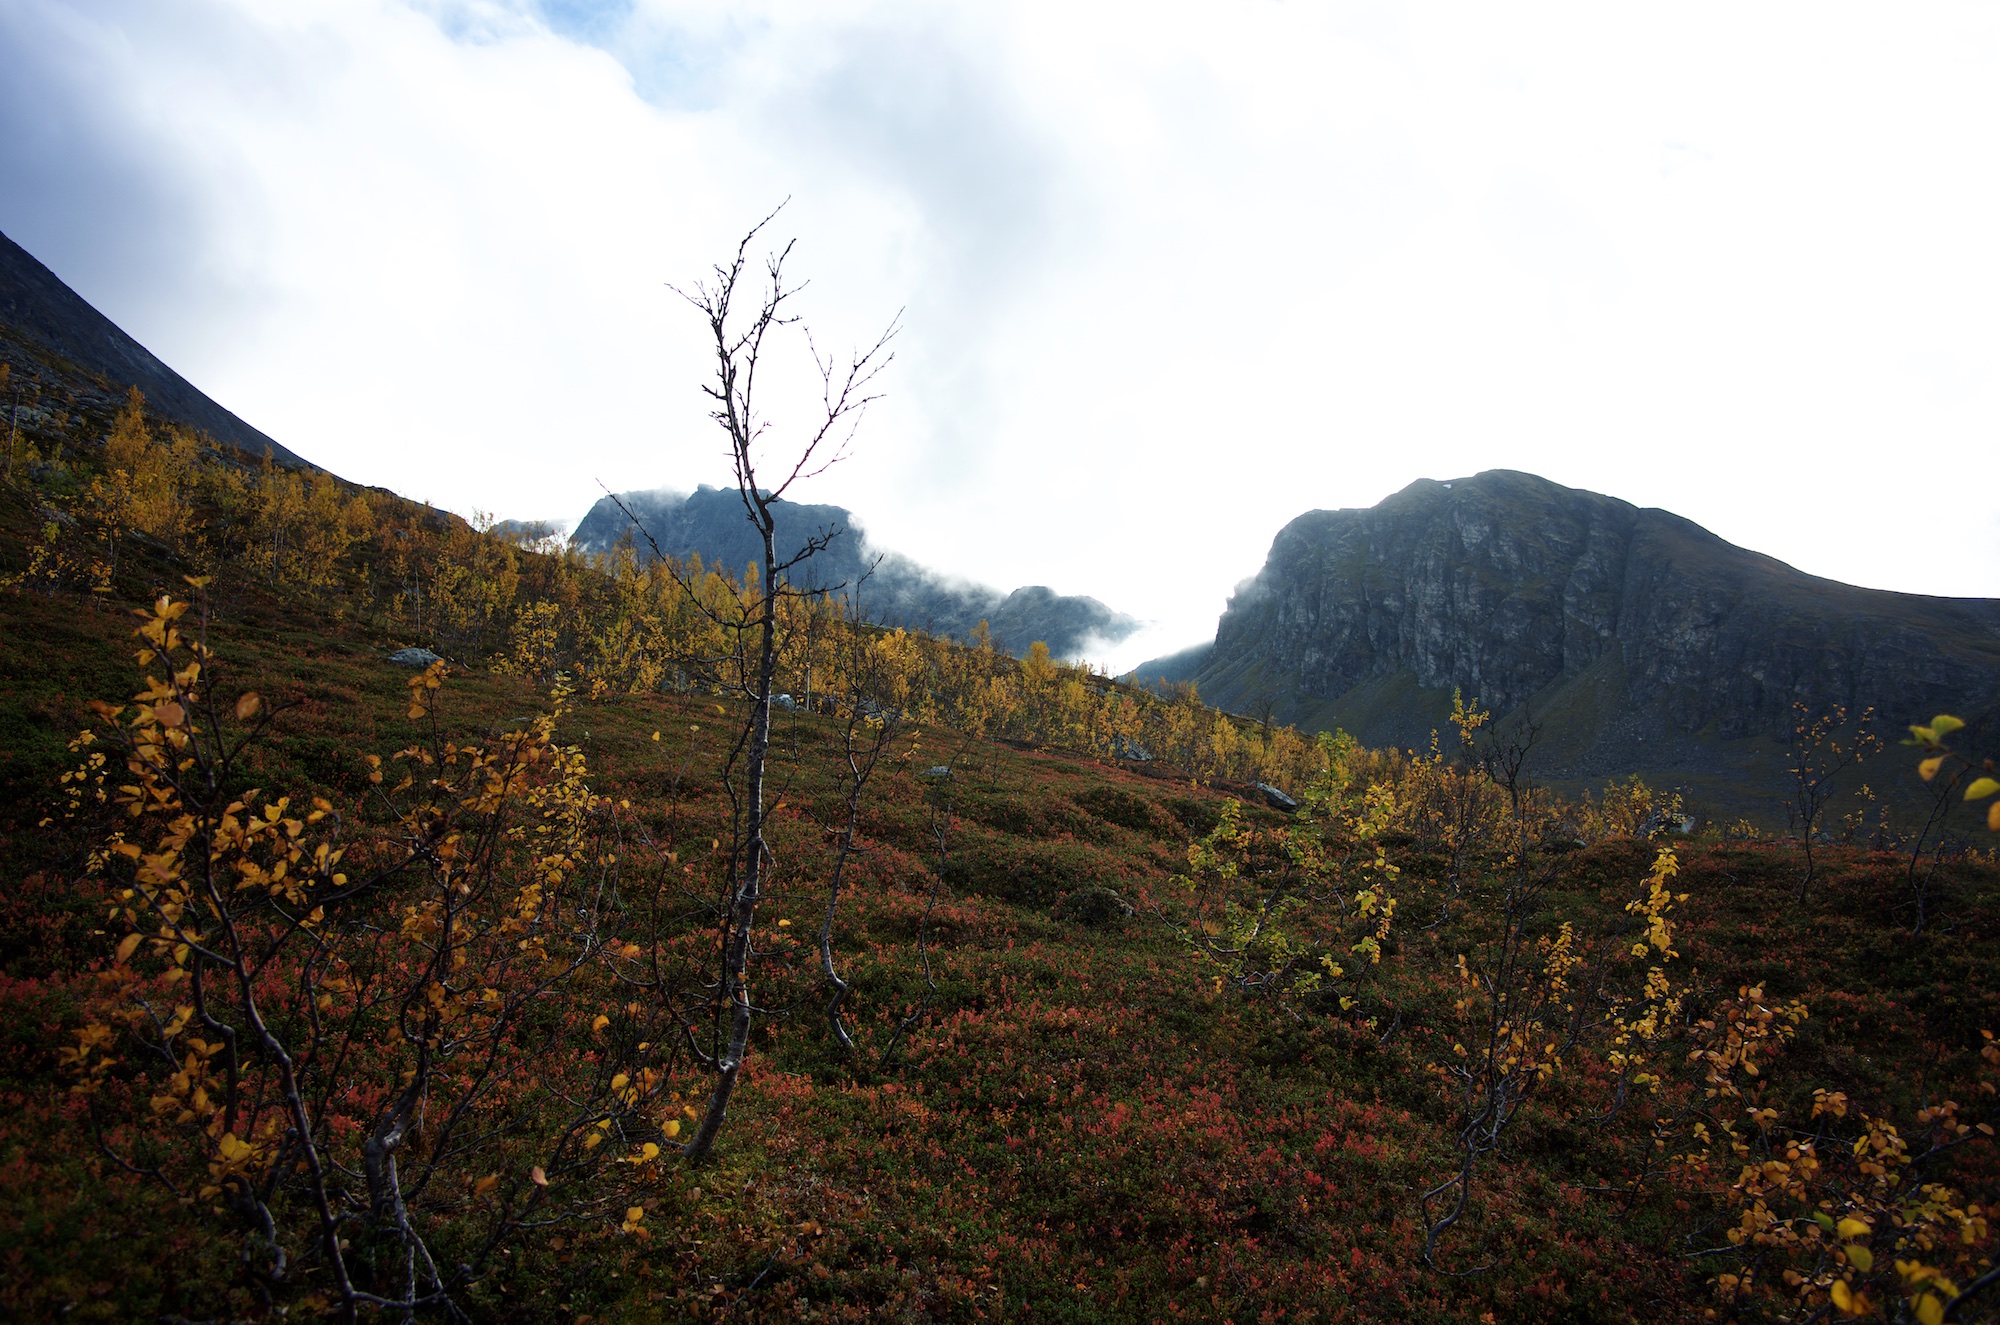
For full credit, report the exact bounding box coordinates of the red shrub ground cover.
[0,521,1994,1323]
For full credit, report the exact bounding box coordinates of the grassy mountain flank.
[3,478,1998,1322]
[1,246,1996,1325]
[0,229,307,467]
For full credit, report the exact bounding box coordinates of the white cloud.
[2,0,1997,673]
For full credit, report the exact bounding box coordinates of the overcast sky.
[3,0,1997,670]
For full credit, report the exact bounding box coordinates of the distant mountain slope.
[0,229,307,466]
[1143,470,2000,804]
[571,485,1141,662]
[1123,643,1211,691]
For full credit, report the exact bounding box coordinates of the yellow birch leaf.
[1830,1279,1854,1312]
[1931,714,1965,737]
[474,1174,499,1196]
[530,1165,548,1186]
[1916,1293,1945,1325]
[1920,756,1946,782]
[235,692,262,721]
[1964,777,2000,801]
[115,932,142,965]
[1845,1244,1873,1271]
[1989,800,2000,832]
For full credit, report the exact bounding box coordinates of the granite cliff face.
[570,485,1140,662]
[1175,471,2000,795]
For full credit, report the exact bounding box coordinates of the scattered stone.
[387,647,443,667]
[1112,737,1152,762]
[1641,810,1698,837]
[771,693,796,711]
[1254,782,1300,812]
[921,766,953,779]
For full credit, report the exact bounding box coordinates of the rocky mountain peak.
[1155,470,2000,802]
[569,486,1140,662]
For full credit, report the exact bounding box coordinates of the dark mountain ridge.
[1145,470,2000,806]
[0,228,307,466]
[571,485,1140,662]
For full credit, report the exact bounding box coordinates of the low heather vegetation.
[1,244,1995,1322]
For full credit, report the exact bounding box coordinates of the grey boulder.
[1254,782,1300,812]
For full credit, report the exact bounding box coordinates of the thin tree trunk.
[683,520,777,1163]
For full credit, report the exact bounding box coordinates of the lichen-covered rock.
[1111,736,1152,762]
[388,647,443,667]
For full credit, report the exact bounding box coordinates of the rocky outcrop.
[1176,471,2000,790]
[569,485,1140,662]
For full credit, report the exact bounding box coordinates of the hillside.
[3,468,1998,1323]
[0,246,1995,1324]
[1152,470,2000,812]
[0,228,309,467]
[572,485,1141,662]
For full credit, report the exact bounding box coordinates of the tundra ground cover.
[0,382,1995,1321]
[2,568,1995,1321]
